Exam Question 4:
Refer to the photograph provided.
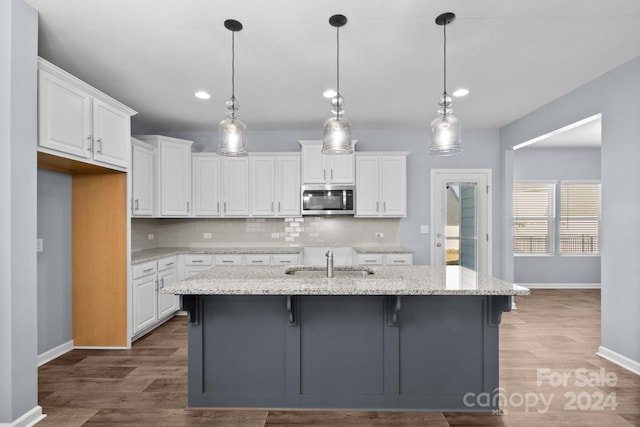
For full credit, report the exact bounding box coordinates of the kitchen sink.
[284,266,374,277]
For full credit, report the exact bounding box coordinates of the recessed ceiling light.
[195,91,211,100]
[452,88,469,97]
[323,89,337,98]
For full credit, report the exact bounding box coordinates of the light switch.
[37,238,43,253]
[203,232,212,239]
[148,234,155,240]
[420,225,429,234]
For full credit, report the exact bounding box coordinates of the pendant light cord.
[443,21,447,97]
[336,24,341,120]
[231,30,236,103]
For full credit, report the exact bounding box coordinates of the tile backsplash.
[131,217,401,252]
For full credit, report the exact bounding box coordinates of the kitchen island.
[163,265,528,411]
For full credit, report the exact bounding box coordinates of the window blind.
[513,183,556,254]
[560,182,600,254]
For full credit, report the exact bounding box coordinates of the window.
[513,182,556,254]
[513,181,601,255]
[560,182,600,254]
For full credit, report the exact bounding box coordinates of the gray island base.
[165,265,529,412]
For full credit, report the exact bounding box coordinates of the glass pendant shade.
[430,93,462,155]
[218,98,247,156]
[322,95,353,154]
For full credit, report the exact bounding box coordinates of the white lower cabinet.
[132,256,179,337]
[354,253,413,266]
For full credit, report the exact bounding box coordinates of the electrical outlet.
[420,225,430,234]
[148,234,155,240]
[374,232,384,240]
[203,232,212,239]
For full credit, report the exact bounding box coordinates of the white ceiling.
[25,0,640,133]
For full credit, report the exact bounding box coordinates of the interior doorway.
[431,169,492,275]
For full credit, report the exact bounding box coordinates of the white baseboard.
[520,282,601,289]
[0,406,45,427]
[597,346,640,375]
[37,340,73,367]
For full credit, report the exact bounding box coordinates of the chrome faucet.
[325,244,337,278]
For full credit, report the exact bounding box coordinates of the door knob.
[436,242,442,247]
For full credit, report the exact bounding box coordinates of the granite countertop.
[352,247,413,254]
[162,265,529,296]
[132,247,303,264]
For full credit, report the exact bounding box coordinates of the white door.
[355,156,380,216]
[133,275,158,333]
[92,98,129,168]
[131,143,154,216]
[380,155,406,217]
[276,156,301,216]
[38,69,92,158]
[431,170,492,275]
[192,155,221,216]
[250,157,276,216]
[157,268,179,319]
[222,157,250,216]
[160,141,192,216]
[328,153,354,183]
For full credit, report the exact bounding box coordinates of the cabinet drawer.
[384,254,413,265]
[157,256,177,271]
[183,254,213,266]
[355,254,384,266]
[215,254,244,266]
[245,254,271,265]
[132,261,157,279]
[272,254,300,265]
[184,265,210,278]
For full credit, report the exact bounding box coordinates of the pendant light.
[322,14,352,155]
[430,12,462,156]
[217,19,247,156]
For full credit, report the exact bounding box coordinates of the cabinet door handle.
[96,137,103,154]
[155,280,159,291]
[331,169,334,181]
[278,201,281,213]
[323,169,326,181]
[160,278,165,289]
[134,199,139,211]
[376,201,379,213]
[224,202,227,213]
[87,136,92,152]
[383,202,387,213]
[271,201,274,213]
[217,202,220,213]
[186,201,190,213]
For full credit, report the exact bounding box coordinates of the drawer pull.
[143,268,154,273]
[251,260,264,264]
[279,260,292,264]
[392,260,405,263]
[364,259,376,263]
[165,262,174,267]
[191,260,204,263]
[222,260,234,263]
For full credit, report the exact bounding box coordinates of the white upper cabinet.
[136,135,193,217]
[275,156,301,216]
[192,154,222,216]
[250,154,301,217]
[355,153,407,217]
[299,140,355,184]
[131,138,155,216]
[37,58,136,170]
[192,154,249,217]
[222,157,250,216]
[250,156,276,216]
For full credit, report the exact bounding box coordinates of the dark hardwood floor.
[38,290,639,426]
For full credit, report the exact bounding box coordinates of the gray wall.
[0,0,39,423]
[153,128,503,269]
[513,147,601,283]
[501,56,640,369]
[37,169,73,354]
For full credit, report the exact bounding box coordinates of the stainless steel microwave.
[301,185,355,215]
